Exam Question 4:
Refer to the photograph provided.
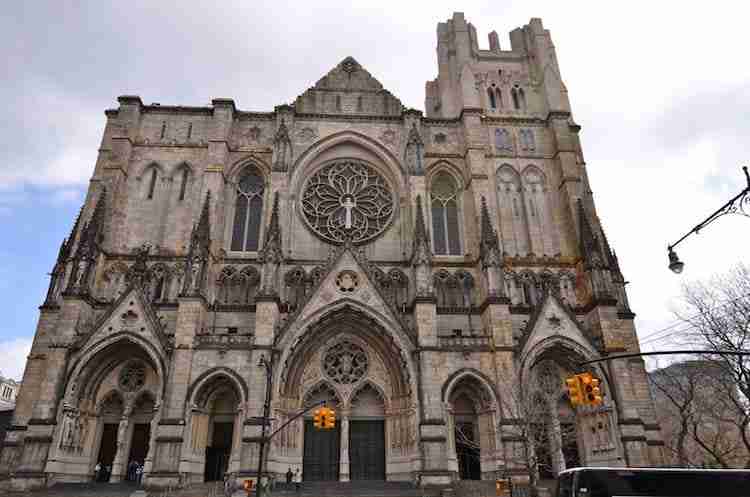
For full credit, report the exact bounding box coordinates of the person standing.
[94,462,101,482]
[286,467,293,486]
[293,468,301,493]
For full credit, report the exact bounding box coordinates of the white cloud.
[0,337,32,381]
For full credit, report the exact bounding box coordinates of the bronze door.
[349,420,385,480]
[303,419,340,481]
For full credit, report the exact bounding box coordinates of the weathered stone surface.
[1,12,662,492]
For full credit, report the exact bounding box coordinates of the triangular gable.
[518,293,598,362]
[294,57,403,116]
[278,244,414,345]
[74,284,170,356]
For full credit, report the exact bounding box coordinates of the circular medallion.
[119,362,146,392]
[336,270,359,293]
[300,160,395,245]
[323,341,368,384]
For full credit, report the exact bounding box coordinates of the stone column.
[110,415,131,482]
[546,395,566,474]
[339,411,350,481]
[142,405,161,479]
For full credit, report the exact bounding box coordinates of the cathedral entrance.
[349,384,386,480]
[97,424,118,481]
[205,422,233,482]
[349,420,385,480]
[303,419,340,481]
[455,421,480,480]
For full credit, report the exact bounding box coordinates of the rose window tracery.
[301,160,394,244]
[323,341,368,384]
[119,362,146,392]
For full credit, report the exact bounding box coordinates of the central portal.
[349,420,385,480]
[303,419,341,481]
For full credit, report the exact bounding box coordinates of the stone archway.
[443,372,498,480]
[186,373,244,483]
[46,339,162,483]
[522,339,621,471]
[271,307,417,482]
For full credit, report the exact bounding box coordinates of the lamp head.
[668,248,684,274]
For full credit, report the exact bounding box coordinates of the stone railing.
[194,329,254,349]
[438,332,490,349]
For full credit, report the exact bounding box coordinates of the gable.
[518,294,598,363]
[294,57,403,116]
[278,246,413,347]
[76,285,169,357]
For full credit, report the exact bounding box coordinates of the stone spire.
[181,191,211,296]
[479,197,501,262]
[404,124,424,175]
[66,188,107,295]
[259,193,283,295]
[576,199,614,301]
[412,195,433,296]
[479,197,505,298]
[577,199,604,268]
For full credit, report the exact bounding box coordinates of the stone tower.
[0,13,662,491]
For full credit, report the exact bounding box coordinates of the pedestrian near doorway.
[293,468,301,493]
[94,462,101,482]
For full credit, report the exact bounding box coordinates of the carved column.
[110,414,131,482]
[546,395,566,475]
[339,410,350,481]
[142,404,161,479]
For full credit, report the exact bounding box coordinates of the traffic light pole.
[578,349,750,366]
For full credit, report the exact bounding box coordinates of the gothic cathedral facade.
[0,13,663,490]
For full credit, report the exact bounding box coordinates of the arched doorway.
[349,384,386,481]
[276,306,417,482]
[53,337,163,484]
[95,392,124,482]
[188,375,242,482]
[125,392,155,481]
[302,383,341,482]
[446,374,496,480]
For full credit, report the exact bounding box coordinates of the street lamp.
[667,166,749,274]
[256,353,273,495]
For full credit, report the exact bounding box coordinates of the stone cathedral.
[0,13,664,491]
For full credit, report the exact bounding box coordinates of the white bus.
[555,467,750,497]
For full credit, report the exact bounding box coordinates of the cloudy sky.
[1,1,748,380]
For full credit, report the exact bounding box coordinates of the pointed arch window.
[496,88,503,109]
[147,168,158,199]
[178,167,189,201]
[230,167,265,252]
[431,173,461,255]
[487,87,497,109]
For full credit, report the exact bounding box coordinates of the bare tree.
[496,362,576,495]
[649,360,746,467]
[665,263,750,467]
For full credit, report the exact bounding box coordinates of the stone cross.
[341,195,356,229]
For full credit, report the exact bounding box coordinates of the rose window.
[323,341,368,384]
[119,362,146,392]
[301,160,395,245]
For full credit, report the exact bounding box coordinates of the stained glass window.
[431,173,461,255]
[230,168,265,252]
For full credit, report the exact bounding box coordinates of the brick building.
[0,13,662,491]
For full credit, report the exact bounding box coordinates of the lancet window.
[230,167,265,252]
[430,172,461,255]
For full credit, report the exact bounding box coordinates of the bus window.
[556,472,573,497]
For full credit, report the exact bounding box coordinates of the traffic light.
[579,372,603,406]
[586,374,603,406]
[565,375,584,406]
[324,407,336,429]
[313,408,323,429]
